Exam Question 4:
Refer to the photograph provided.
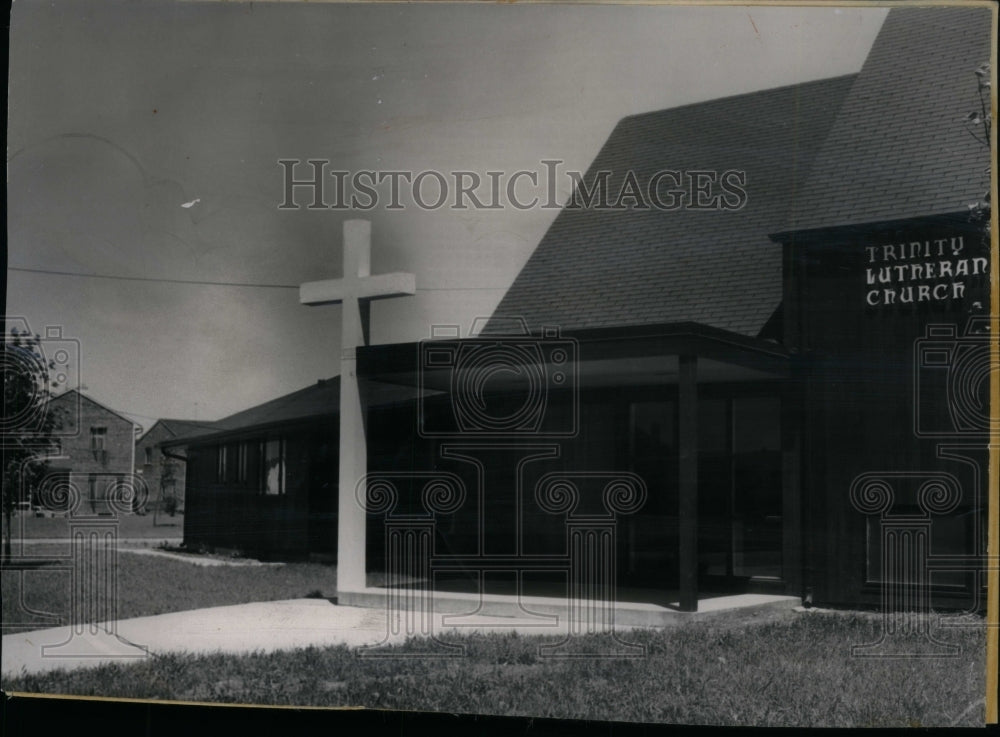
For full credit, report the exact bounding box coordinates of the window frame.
[90,426,107,452]
[216,444,228,483]
[262,437,286,496]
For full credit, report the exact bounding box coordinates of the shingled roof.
[161,377,439,446]
[157,419,218,437]
[134,417,219,447]
[787,6,992,233]
[486,74,857,339]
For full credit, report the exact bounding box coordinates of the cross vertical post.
[300,220,415,593]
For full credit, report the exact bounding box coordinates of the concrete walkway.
[1,598,600,677]
[2,600,397,677]
[1,594,800,678]
[117,548,286,567]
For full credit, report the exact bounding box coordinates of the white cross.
[300,219,415,592]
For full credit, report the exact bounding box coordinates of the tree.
[1,325,64,560]
[153,454,181,525]
[966,62,991,233]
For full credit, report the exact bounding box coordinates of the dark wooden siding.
[183,422,338,558]
[785,215,989,608]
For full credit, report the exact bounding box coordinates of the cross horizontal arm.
[360,272,416,300]
[300,271,416,306]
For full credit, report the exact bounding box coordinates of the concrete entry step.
[337,587,801,629]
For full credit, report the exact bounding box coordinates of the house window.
[236,442,249,483]
[144,447,153,466]
[90,427,107,451]
[263,438,285,495]
[216,445,227,483]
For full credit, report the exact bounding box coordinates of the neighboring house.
[41,390,137,514]
[134,419,218,513]
[169,7,991,610]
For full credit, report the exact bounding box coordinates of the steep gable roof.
[486,74,857,338]
[48,388,136,429]
[787,6,992,233]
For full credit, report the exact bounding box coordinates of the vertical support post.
[781,392,802,593]
[726,399,735,578]
[337,220,371,593]
[678,355,699,612]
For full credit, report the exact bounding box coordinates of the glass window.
[629,401,676,514]
[698,398,728,453]
[216,445,227,483]
[698,398,731,575]
[90,427,107,451]
[732,397,782,579]
[264,438,285,495]
[733,397,780,454]
[236,442,249,483]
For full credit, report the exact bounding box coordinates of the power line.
[8,266,506,291]
[9,266,298,289]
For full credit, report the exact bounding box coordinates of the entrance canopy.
[358,322,791,613]
[359,321,790,391]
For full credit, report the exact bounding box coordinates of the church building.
[168,6,992,613]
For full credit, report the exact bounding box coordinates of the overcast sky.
[6,1,889,430]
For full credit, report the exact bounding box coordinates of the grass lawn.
[3,613,986,727]
[2,553,336,633]
[1,543,988,726]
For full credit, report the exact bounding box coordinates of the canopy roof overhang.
[358,321,790,391]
